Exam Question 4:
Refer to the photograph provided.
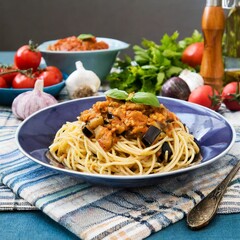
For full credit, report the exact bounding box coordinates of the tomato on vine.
[181,42,204,68]
[0,77,8,88]
[38,70,62,87]
[188,85,221,111]
[45,66,63,82]
[0,65,18,87]
[12,73,36,88]
[14,40,42,71]
[222,81,240,111]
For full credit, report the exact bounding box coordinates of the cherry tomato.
[14,40,42,71]
[182,42,204,68]
[0,65,18,87]
[38,70,61,87]
[188,85,221,111]
[45,66,63,81]
[222,82,240,111]
[0,77,8,88]
[12,73,36,88]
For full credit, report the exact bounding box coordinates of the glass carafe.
[223,0,240,70]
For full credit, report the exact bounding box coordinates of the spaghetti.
[49,97,201,175]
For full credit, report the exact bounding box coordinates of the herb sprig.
[105,88,160,107]
[107,30,202,95]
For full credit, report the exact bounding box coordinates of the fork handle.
[187,160,240,230]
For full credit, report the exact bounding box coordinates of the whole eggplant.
[161,76,191,100]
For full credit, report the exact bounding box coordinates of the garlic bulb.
[65,61,101,99]
[179,69,204,92]
[12,79,58,120]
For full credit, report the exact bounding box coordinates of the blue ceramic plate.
[0,73,67,106]
[16,96,236,187]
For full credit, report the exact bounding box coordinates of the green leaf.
[166,66,183,78]
[133,45,150,65]
[178,30,203,49]
[104,88,128,100]
[162,49,182,58]
[156,72,165,91]
[141,39,159,48]
[149,47,162,65]
[141,65,158,71]
[130,92,160,107]
[77,34,95,40]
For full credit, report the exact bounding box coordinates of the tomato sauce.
[47,36,109,51]
[79,97,179,151]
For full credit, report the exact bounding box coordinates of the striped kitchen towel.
[0,104,240,239]
[0,184,37,211]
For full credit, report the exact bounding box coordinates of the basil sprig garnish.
[105,89,160,107]
[130,92,160,107]
[77,34,95,40]
[105,89,129,100]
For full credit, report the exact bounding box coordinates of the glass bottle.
[223,0,240,84]
[224,0,240,59]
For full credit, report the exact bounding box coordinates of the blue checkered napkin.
[0,104,240,239]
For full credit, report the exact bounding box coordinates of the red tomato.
[222,82,240,111]
[14,41,42,71]
[188,85,221,111]
[0,77,8,88]
[45,66,63,81]
[182,42,204,68]
[0,65,18,87]
[38,70,61,87]
[12,73,36,88]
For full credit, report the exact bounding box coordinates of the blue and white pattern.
[0,101,240,240]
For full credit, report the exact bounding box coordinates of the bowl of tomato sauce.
[38,35,129,81]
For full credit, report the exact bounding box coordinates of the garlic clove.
[66,61,101,99]
[179,69,204,92]
[12,79,58,120]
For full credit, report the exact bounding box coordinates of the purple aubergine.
[161,76,191,101]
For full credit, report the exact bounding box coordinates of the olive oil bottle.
[224,1,240,59]
[223,0,240,84]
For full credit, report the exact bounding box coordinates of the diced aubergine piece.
[82,125,93,138]
[104,112,114,124]
[142,126,161,147]
[107,112,114,119]
[159,142,173,161]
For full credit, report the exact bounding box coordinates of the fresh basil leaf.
[78,34,95,40]
[105,88,128,100]
[130,92,160,107]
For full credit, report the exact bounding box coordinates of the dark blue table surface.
[0,51,239,240]
[0,211,239,240]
